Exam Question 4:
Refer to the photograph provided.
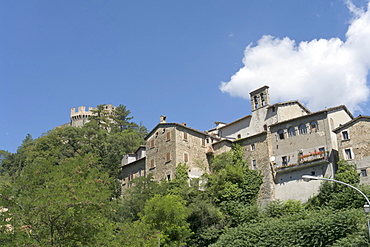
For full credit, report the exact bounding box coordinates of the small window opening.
[288,127,296,137]
[184,153,189,162]
[299,124,307,135]
[342,131,349,140]
[361,169,368,177]
[311,121,318,132]
[254,96,259,109]
[282,156,288,166]
[345,149,353,160]
[252,160,257,170]
[166,152,171,162]
[278,129,284,140]
[166,132,171,141]
[251,143,255,151]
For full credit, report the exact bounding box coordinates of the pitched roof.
[269,105,353,127]
[217,115,252,130]
[145,122,215,140]
[332,115,370,133]
[268,100,311,114]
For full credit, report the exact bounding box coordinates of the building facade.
[334,116,370,184]
[122,86,364,204]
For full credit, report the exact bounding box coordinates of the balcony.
[275,151,329,172]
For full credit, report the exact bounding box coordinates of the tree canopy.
[1,107,370,246]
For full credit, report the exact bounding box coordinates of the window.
[166,174,171,181]
[254,96,259,109]
[166,152,171,162]
[288,127,296,137]
[310,121,318,132]
[361,169,368,177]
[260,93,265,106]
[252,160,257,170]
[299,124,307,135]
[150,139,155,148]
[184,153,189,162]
[202,138,206,146]
[166,132,171,141]
[282,156,288,166]
[237,134,241,139]
[278,129,285,140]
[183,132,188,141]
[342,131,349,140]
[150,159,155,169]
[251,143,255,151]
[344,148,353,160]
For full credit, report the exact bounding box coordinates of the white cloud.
[220,1,370,113]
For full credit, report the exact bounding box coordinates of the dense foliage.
[0,106,369,246]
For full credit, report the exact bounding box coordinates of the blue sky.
[1,0,370,153]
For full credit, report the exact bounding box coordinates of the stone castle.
[121,86,370,205]
[58,104,116,127]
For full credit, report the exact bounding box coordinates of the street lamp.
[302,175,370,239]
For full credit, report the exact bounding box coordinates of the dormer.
[250,85,270,111]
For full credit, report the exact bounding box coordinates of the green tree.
[141,194,192,246]
[307,159,367,210]
[211,209,366,247]
[0,155,117,246]
[205,144,262,227]
[264,199,304,218]
[206,144,262,205]
[2,134,34,176]
[111,174,164,222]
[111,104,138,132]
[187,196,226,247]
[86,104,111,130]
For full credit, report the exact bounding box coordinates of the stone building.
[121,115,219,190]
[333,115,370,184]
[121,86,362,203]
[207,86,310,141]
[269,106,353,201]
[121,146,146,189]
[57,104,116,128]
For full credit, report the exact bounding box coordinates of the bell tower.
[249,85,270,111]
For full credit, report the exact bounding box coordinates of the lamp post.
[302,175,370,239]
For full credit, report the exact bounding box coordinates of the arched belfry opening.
[249,85,270,111]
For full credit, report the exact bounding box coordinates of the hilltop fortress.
[59,104,116,127]
[121,86,370,205]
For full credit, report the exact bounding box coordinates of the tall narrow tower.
[249,85,270,111]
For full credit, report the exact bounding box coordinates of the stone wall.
[335,117,370,184]
[235,132,274,206]
[145,123,209,182]
[121,158,146,192]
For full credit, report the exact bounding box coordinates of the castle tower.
[69,104,115,127]
[249,85,270,111]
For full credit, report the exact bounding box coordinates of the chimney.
[160,115,167,123]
